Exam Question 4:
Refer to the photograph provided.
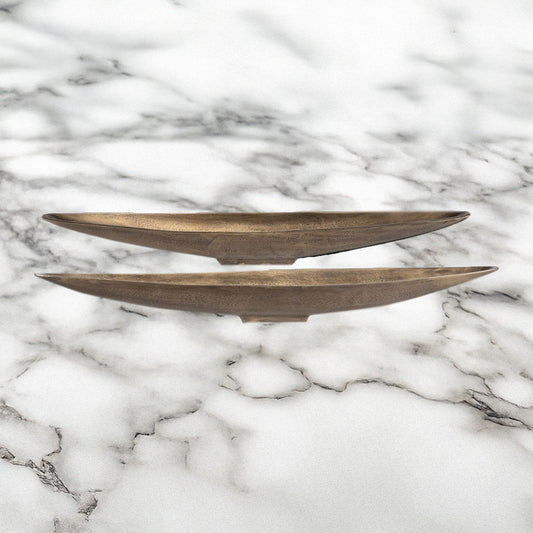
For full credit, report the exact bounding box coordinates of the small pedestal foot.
[240,315,309,323]
[217,258,296,265]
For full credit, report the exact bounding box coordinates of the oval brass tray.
[43,211,470,264]
[36,266,496,322]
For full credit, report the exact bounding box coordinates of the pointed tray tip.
[465,265,498,275]
[35,273,64,284]
[452,210,470,221]
[42,213,66,223]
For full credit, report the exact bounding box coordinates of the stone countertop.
[0,1,532,531]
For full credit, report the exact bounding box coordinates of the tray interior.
[43,211,470,233]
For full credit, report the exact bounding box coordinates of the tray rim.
[42,210,470,235]
[35,266,497,288]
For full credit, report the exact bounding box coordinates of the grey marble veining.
[0,1,532,532]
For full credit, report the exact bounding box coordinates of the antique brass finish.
[35,266,496,323]
[42,211,470,264]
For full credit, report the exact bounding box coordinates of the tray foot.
[217,258,296,265]
[240,315,309,323]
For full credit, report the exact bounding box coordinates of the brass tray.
[43,211,470,264]
[36,266,496,322]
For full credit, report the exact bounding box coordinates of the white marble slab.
[1,0,533,531]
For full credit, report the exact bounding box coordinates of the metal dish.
[36,266,496,322]
[43,211,470,264]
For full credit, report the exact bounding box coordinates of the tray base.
[240,315,309,323]
[218,258,296,265]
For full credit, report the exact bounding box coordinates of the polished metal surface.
[35,266,497,322]
[42,211,470,264]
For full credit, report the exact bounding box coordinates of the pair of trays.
[37,211,497,322]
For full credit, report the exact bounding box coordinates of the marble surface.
[1,0,533,531]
